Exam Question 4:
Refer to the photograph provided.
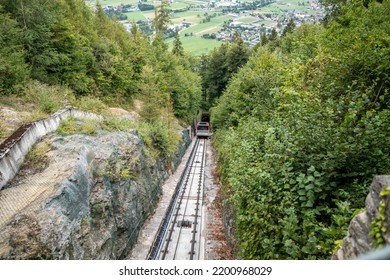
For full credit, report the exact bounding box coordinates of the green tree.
[172,29,184,56]
[260,31,268,46]
[153,0,171,35]
[0,0,63,83]
[0,5,29,94]
[226,32,250,80]
[282,18,296,37]
[268,28,279,50]
[200,43,229,108]
[211,0,390,260]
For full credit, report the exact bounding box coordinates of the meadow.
[88,0,323,54]
[165,36,223,55]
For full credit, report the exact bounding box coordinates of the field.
[124,11,147,21]
[182,15,235,35]
[86,0,138,6]
[165,36,223,56]
[87,0,323,55]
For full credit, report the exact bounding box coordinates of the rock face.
[0,128,190,259]
[333,175,390,259]
[0,108,101,190]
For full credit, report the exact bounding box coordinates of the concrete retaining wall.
[0,108,102,190]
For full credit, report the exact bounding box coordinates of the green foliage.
[282,18,296,37]
[57,116,98,135]
[369,187,390,248]
[172,29,184,56]
[101,117,134,132]
[57,117,78,135]
[0,5,29,95]
[24,81,75,114]
[74,96,107,115]
[136,120,181,158]
[153,0,171,35]
[170,65,202,122]
[200,39,250,109]
[23,141,51,172]
[211,48,282,130]
[212,0,390,259]
[105,158,135,182]
[0,0,202,127]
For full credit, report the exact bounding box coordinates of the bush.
[211,0,390,259]
[74,96,107,115]
[136,120,180,158]
[57,117,99,135]
[24,81,75,114]
[102,117,134,132]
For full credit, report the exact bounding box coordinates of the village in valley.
[86,0,325,54]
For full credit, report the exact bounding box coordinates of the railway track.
[147,138,207,260]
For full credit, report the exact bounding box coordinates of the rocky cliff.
[0,108,101,190]
[333,175,390,259]
[0,125,190,259]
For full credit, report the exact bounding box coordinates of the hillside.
[1,0,390,261]
[208,0,390,259]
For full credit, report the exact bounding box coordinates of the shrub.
[24,81,75,114]
[74,96,107,115]
[102,117,134,132]
[136,120,180,158]
[57,117,99,135]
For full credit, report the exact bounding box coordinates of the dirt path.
[204,140,234,260]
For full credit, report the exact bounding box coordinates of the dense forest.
[0,0,201,156]
[208,0,390,259]
[1,0,389,260]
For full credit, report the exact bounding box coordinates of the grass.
[74,96,108,115]
[124,11,147,21]
[87,0,138,6]
[170,2,189,10]
[102,117,134,132]
[57,114,135,136]
[142,11,156,20]
[23,141,51,172]
[236,17,259,23]
[171,10,203,21]
[171,15,201,24]
[181,15,235,35]
[0,120,5,139]
[166,36,223,56]
[57,117,99,136]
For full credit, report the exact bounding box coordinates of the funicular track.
[147,138,206,260]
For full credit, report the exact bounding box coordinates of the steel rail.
[189,139,206,259]
[161,138,203,260]
[146,138,201,260]
[171,140,204,259]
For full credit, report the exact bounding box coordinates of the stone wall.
[333,175,390,259]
